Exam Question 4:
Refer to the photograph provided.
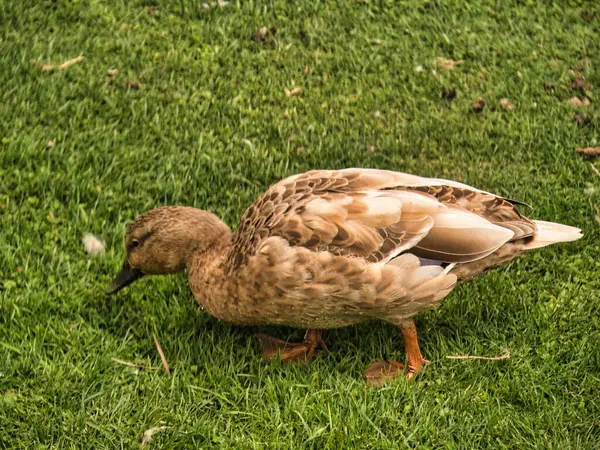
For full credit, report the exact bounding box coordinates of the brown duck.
[107,169,582,384]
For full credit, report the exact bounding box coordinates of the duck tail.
[524,221,583,250]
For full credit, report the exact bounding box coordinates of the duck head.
[106,206,231,295]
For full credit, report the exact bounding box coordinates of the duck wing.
[228,168,529,269]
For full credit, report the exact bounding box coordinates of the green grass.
[1,0,599,448]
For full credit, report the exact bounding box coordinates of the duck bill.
[106,260,143,295]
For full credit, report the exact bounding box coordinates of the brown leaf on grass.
[153,334,170,376]
[256,26,268,41]
[543,82,556,90]
[472,98,485,112]
[285,87,301,97]
[446,352,510,361]
[434,57,463,70]
[125,80,141,90]
[30,55,84,72]
[568,96,591,107]
[141,426,172,448]
[569,77,591,90]
[576,147,600,157]
[253,26,274,43]
[590,164,600,176]
[499,98,514,111]
[146,6,159,15]
[16,266,24,273]
[575,113,592,126]
[106,68,118,77]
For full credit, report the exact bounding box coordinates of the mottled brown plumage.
[107,169,582,383]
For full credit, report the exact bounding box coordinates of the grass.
[1,0,599,448]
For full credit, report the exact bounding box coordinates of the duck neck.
[186,235,232,270]
[184,214,232,269]
[186,230,234,319]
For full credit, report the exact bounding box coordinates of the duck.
[106,168,582,384]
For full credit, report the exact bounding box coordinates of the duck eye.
[129,239,140,249]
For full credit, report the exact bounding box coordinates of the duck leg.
[365,319,430,385]
[255,329,327,363]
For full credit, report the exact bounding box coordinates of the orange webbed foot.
[364,360,405,386]
[365,319,431,385]
[255,329,326,363]
[364,358,430,385]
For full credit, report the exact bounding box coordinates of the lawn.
[1,0,599,448]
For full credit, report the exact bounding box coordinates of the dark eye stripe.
[128,230,155,250]
[139,230,155,242]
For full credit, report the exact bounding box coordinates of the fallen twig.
[446,352,510,361]
[30,55,84,72]
[111,357,142,368]
[577,147,600,157]
[153,334,170,376]
[141,426,172,448]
